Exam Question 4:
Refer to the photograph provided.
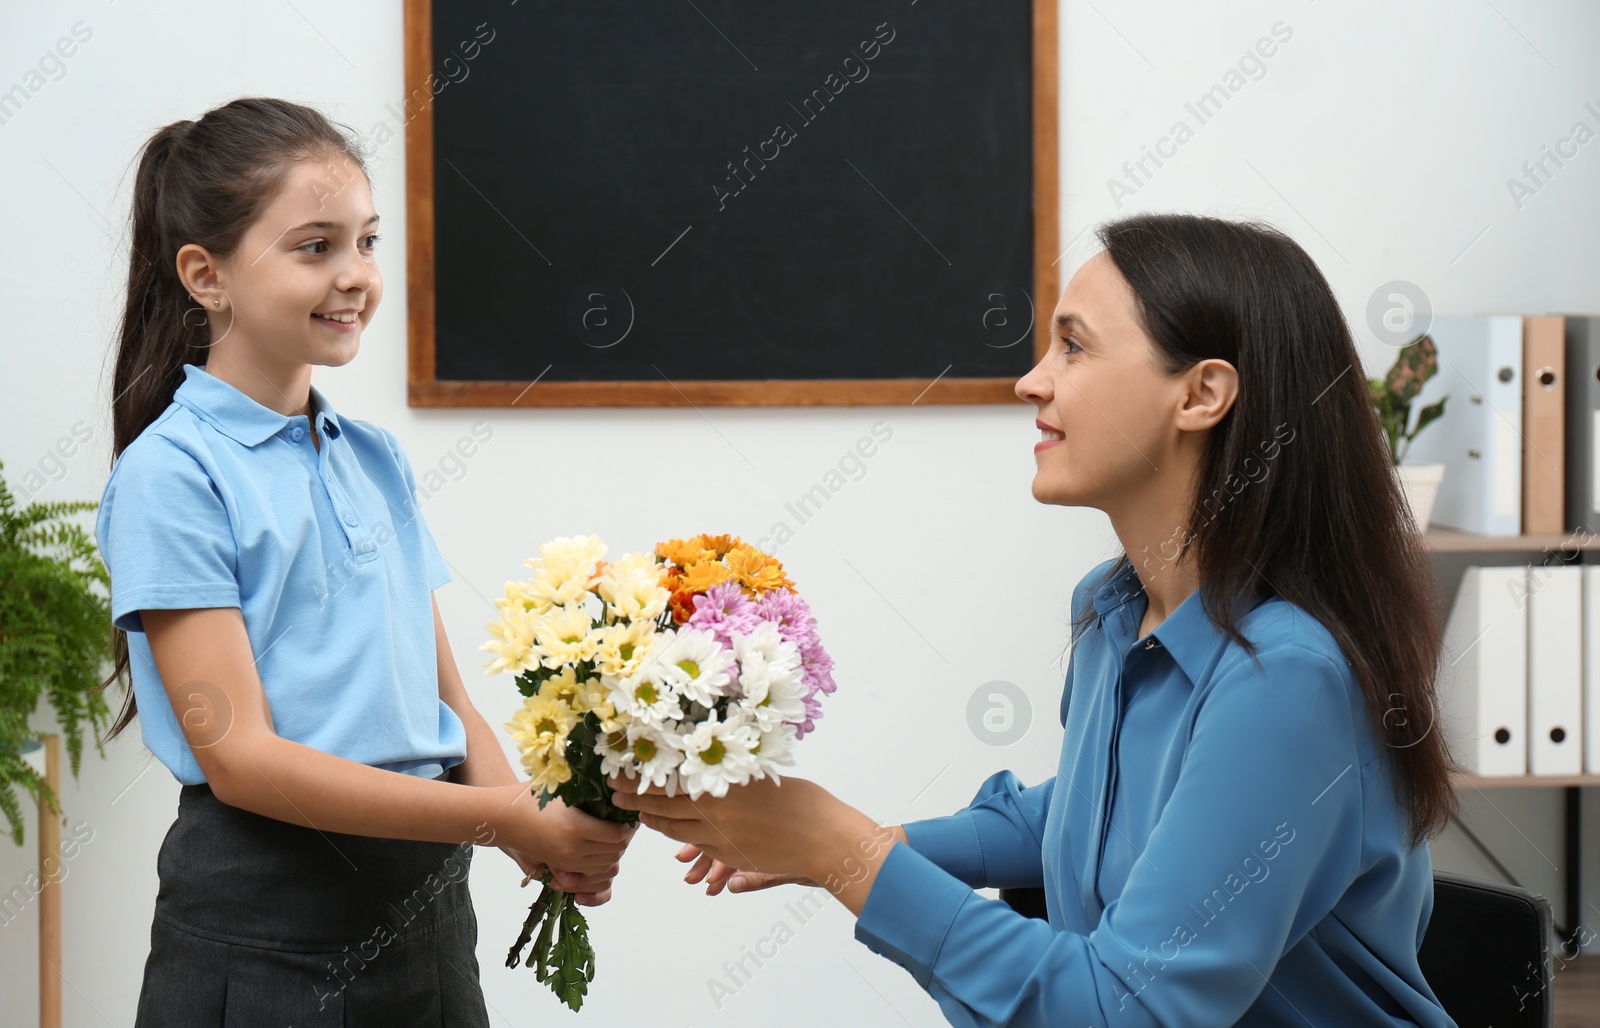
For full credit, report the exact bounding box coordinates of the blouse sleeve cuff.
[854,841,974,988]
[902,810,987,886]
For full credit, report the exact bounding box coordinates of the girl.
[93,97,634,1026]
[616,214,1461,1026]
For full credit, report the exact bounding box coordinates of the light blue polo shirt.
[856,556,1455,1026]
[94,363,467,786]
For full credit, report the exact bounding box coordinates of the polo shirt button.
[291,426,304,441]
[343,513,358,526]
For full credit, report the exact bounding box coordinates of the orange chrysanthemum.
[694,534,744,559]
[656,537,714,569]
[724,545,793,594]
[668,588,700,625]
[678,559,734,595]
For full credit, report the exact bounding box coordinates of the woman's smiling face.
[1015,250,1188,512]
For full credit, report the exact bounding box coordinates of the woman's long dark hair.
[1072,213,1458,848]
[96,98,368,742]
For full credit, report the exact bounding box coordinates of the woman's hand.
[487,782,636,905]
[608,774,900,913]
[676,844,818,896]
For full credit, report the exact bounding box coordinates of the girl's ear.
[175,243,223,302]
[1174,358,1239,432]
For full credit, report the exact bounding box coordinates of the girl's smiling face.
[1015,250,1198,512]
[177,153,382,377]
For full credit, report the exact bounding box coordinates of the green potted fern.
[1370,333,1448,530]
[0,458,114,845]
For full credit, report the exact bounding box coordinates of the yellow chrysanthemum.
[593,619,659,680]
[479,606,541,676]
[536,666,605,713]
[525,748,572,792]
[530,535,607,567]
[530,606,602,667]
[507,694,578,764]
[521,556,599,610]
[724,545,794,594]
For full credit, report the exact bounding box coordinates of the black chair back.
[1418,870,1553,1027]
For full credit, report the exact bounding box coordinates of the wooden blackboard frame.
[403,0,1058,407]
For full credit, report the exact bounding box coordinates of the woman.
[612,213,1460,1026]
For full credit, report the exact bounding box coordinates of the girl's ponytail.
[100,98,368,741]
[112,119,198,463]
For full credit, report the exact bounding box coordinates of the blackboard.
[404,0,1057,407]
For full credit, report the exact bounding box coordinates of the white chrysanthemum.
[530,606,602,668]
[749,720,799,783]
[529,535,607,568]
[521,556,598,611]
[653,627,737,707]
[479,605,542,676]
[732,621,800,667]
[593,618,660,681]
[730,623,806,726]
[736,651,808,729]
[677,711,761,799]
[601,720,686,795]
[609,669,684,724]
[597,559,670,622]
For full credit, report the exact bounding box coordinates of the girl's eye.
[297,235,381,256]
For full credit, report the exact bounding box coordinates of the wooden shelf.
[1424,527,1600,553]
[1453,774,1600,790]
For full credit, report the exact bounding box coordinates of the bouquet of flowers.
[481,533,835,1010]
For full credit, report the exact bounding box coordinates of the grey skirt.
[134,768,490,1027]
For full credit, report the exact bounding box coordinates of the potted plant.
[0,458,113,845]
[1370,333,1448,531]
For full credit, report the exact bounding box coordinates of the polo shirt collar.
[1090,556,1238,685]
[174,363,342,447]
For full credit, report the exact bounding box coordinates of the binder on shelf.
[1564,315,1600,534]
[1407,316,1523,536]
[1586,567,1600,774]
[1527,565,1582,775]
[1522,316,1565,535]
[1438,566,1528,776]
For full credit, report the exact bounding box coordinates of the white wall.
[2,1,1597,1023]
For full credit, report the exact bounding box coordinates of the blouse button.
[291,426,304,441]
[343,512,359,526]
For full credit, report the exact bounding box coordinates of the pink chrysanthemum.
[687,581,761,646]
[755,589,818,647]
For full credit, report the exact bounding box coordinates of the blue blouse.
[94,363,466,786]
[856,557,1455,1026]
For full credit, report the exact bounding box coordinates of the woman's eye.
[361,233,381,250]
[299,240,329,255]
[1059,336,1081,355]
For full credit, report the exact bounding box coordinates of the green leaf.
[1410,395,1448,439]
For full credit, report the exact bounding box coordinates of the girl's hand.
[487,781,636,877]
[675,844,818,896]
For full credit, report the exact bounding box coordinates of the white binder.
[1586,567,1600,773]
[1438,566,1527,776]
[1527,565,1582,774]
[1406,315,1524,536]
